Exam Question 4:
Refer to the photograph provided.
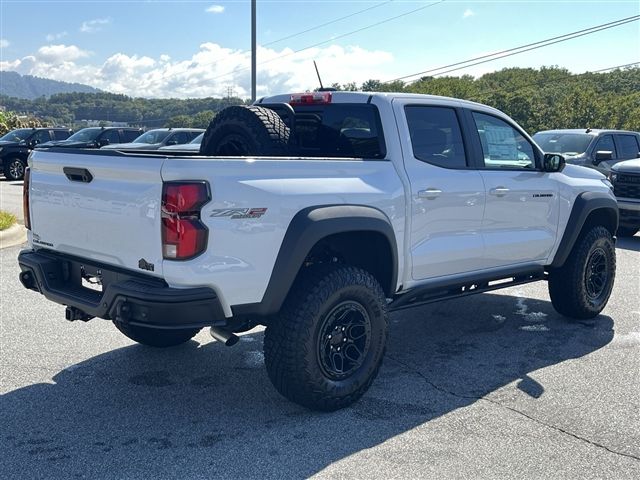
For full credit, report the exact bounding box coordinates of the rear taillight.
[289,92,332,105]
[161,182,210,260]
[23,167,31,230]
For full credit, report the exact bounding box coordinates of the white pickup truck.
[18,91,618,411]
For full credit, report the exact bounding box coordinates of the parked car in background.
[101,128,203,151]
[533,129,640,175]
[36,127,143,149]
[609,158,640,237]
[157,132,204,152]
[0,127,73,180]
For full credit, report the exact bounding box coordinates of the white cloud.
[80,18,111,33]
[206,5,225,14]
[36,44,90,62]
[0,38,9,48]
[45,31,68,42]
[463,9,475,18]
[0,42,394,99]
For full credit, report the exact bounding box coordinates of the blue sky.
[1,1,638,98]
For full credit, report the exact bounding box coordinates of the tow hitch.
[65,306,94,322]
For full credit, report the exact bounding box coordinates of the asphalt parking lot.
[1,176,639,479]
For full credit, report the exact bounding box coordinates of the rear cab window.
[286,104,386,159]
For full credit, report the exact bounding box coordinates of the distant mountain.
[0,71,101,99]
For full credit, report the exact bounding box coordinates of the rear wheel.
[264,264,388,411]
[113,322,200,347]
[3,157,26,181]
[548,225,615,319]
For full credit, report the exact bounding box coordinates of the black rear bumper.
[18,249,227,329]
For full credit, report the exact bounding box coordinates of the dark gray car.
[533,129,640,175]
[101,128,203,151]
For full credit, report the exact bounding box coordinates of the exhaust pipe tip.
[209,327,239,347]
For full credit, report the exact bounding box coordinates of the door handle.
[489,187,510,197]
[418,188,442,200]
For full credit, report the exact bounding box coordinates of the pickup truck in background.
[0,127,73,180]
[609,158,640,236]
[18,92,619,411]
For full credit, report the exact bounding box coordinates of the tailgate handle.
[63,167,93,183]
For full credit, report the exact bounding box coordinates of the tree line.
[0,66,638,134]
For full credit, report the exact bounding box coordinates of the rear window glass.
[288,104,386,159]
[616,134,640,159]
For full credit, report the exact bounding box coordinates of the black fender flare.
[550,191,619,268]
[232,205,398,317]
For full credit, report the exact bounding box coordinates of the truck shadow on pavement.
[616,235,640,252]
[1,293,615,479]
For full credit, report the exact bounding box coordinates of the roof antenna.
[313,61,337,92]
[314,60,324,90]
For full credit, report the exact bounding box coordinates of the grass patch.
[0,210,17,231]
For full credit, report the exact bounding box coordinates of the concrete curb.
[0,223,27,249]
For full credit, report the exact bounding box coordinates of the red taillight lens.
[23,167,31,230]
[162,182,209,260]
[289,92,332,105]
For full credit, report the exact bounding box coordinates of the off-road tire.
[113,322,200,347]
[548,225,615,319]
[3,157,26,181]
[199,105,290,156]
[617,226,639,237]
[264,264,388,411]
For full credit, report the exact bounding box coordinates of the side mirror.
[594,150,613,164]
[98,138,110,147]
[543,153,565,173]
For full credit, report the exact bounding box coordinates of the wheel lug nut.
[343,338,347,342]
[328,334,332,339]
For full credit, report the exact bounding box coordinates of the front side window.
[100,129,121,145]
[31,130,51,145]
[594,135,617,159]
[615,134,640,159]
[168,132,190,145]
[472,112,536,170]
[405,106,467,168]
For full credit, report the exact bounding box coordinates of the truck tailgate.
[28,150,165,276]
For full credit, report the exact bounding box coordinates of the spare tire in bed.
[199,105,290,156]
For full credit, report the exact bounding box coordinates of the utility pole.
[251,0,256,102]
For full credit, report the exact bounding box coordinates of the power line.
[262,1,395,47]
[153,1,398,86]
[386,15,640,83]
[204,0,446,83]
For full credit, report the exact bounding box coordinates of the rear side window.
[291,104,385,159]
[405,106,467,168]
[101,129,121,144]
[615,134,640,159]
[121,130,142,142]
[53,130,71,140]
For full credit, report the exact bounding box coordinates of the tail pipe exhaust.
[209,327,239,347]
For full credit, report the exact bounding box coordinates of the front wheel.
[548,225,616,319]
[264,264,388,411]
[113,322,200,347]
[3,157,26,181]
